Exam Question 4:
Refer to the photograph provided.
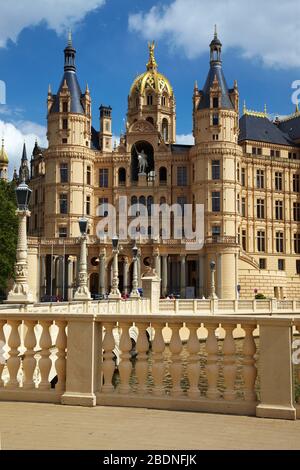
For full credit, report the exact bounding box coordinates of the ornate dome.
[129,42,173,97]
[0,139,8,164]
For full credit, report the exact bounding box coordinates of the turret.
[0,138,9,181]
[99,105,112,152]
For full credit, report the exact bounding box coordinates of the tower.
[127,42,176,143]
[0,139,8,181]
[19,142,30,182]
[99,105,112,152]
[193,27,241,299]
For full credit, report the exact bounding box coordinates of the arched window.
[162,118,168,141]
[139,195,146,207]
[146,116,154,126]
[160,196,166,205]
[147,196,154,215]
[162,95,168,107]
[147,94,153,106]
[131,195,137,206]
[118,167,126,185]
[159,167,167,184]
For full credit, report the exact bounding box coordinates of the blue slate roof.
[198,63,234,110]
[171,144,193,153]
[278,115,300,141]
[50,71,84,114]
[239,114,294,146]
[91,127,100,150]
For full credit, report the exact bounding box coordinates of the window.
[275,172,283,191]
[213,97,219,109]
[62,119,68,130]
[87,166,91,185]
[212,225,221,241]
[256,169,265,189]
[162,119,168,141]
[59,193,68,214]
[60,163,68,183]
[296,260,300,274]
[62,138,68,144]
[294,233,300,254]
[105,121,110,132]
[259,258,266,270]
[86,196,91,216]
[278,259,285,271]
[212,114,219,126]
[147,94,153,106]
[242,197,246,217]
[294,203,300,221]
[59,227,67,238]
[98,197,109,217]
[270,150,280,158]
[212,160,220,180]
[289,152,298,160]
[276,232,284,253]
[99,168,109,187]
[147,196,154,216]
[162,95,167,106]
[177,196,187,216]
[242,229,247,251]
[252,147,262,156]
[236,163,240,182]
[62,102,68,113]
[275,200,283,220]
[177,166,187,186]
[118,167,126,185]
[212,191,221,212]
[241,168,246,187]
[212,134,219,141]
[257,199,265,219]
[237,194,240,213]
[293,174,300,192]
[257,231,265,252]
[159,167,167,183]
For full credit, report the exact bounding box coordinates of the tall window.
[212,114,219,126]
[256,169,265,189]
[275,200,283,220]
[118,167,126,185]
[276,231,284,253]
[259,258,266,270]
[62,102,68,113]
[271,149,280,158]
[294,202,300,221]
[99,168,109,187]
[256,199,265,219]
[297,260,300,274]
[278,259,285,271]
[242,229,247,251]
[212,160,220,180]
[87,166,91,185]
[59,193,68,214]
[213,97,219,108]
[236,163,240,182]
[162,119,168,141]
[212,225,221,240]
[159,167,167,183]
[177,166,187,186]
[275,172,283,191]
[294,233,300,254]
[293,174,300,192]
[98,197,109,217]
[252,147,262,156]
[62,119,68,130]
[242,197,246,217]
[257,230,265,252]
[177,196,187,215]
[86,196,91,216]
[60,163,68,183]
[59,227,67,238]
[237,194,240,213]
[212,192,221,212]
[241,167,246,187]
[147,94,153,106]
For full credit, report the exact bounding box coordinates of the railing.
[0,308,299,420]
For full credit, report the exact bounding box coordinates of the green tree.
[0,180,18,298]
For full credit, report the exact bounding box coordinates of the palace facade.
[4,30,300,301]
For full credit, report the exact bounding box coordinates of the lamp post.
[74,217,91,301]
[7,180,34,303]
[109,235,121,299]
[130,244,140,298]
[209,260,218,300]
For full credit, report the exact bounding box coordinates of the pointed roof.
[21,142,28,162]
[0,138,8,164]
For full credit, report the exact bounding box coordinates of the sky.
[1,0,300,172]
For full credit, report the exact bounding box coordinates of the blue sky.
[0,0,300,170]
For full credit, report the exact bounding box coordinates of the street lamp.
[209,260,218,300]
[74,217,91,301]
[130,243,140,298]
[109,235,121,299]
[7,180,34,303]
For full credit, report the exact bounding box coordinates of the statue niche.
[131,141,154,181]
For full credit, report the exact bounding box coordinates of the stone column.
[40,254,47,300]
[67,257,74,301]
[153,248,161,279]
[74,235,91,301]
[162,255,168,297]
[98,248,106,297]
[109,250,121,299]
[180,255,186,299]
[217,254,222,299]
[198,255,204,298]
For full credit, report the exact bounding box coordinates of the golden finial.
[147,40,158,71]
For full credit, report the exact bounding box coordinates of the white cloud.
[129,0,300,68]
[0,0,106,47]
[0,119,47,176]
[176,134,194,145]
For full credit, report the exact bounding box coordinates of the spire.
[19,142,30,182]
[0,138,9,164]
[214,24,217,39]
[64,30,76,72]
[21,142,27,161]
[146,41,158,71]
[210,25,222,64]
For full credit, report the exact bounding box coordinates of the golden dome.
[0,139,8,164]
[130,41,173,97]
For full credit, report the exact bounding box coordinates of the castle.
[3,30,300,301]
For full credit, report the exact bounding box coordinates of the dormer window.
[213,97,219,109]
[62,102,68,113]
[147,94,153,106]
[213,114,219,126]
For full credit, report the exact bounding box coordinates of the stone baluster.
[151,323,166,396]
[55,321,67,391]
[222,324,237,401]
[242,324,257,401]
[169,324,183,396]
[187,324,200,398]
[135,323,149,395]
[23,320,37,389]
[7,320,21,389]
[118,323,132,394]
[0,320,6,387]
[38,321,52,390]
[205,324,220,399]
[101,323,116,393]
